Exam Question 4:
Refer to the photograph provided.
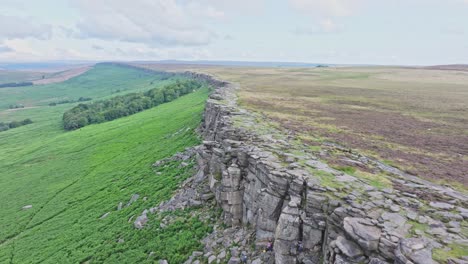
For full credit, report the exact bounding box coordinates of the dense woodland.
[63,79,205,130]
[0,119,33,132]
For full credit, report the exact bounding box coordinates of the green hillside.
[0,64,212,263]
[0,64,177,111]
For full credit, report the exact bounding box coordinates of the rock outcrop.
[192,77,468,264]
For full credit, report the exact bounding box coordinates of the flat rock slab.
[429,202,454,210]
[344,217,381,251]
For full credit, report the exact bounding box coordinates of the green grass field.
[0,64,212,263]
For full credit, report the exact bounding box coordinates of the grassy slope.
[0,64,175,112]
[0,65,211,263]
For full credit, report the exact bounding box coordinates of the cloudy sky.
[0,0,467,65]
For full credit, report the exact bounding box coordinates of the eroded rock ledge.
[193,77,468,264]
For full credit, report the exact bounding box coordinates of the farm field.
[0,64,212,263]
[138,64,468,190]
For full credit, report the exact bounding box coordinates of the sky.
[0,0,467,65]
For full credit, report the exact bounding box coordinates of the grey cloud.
[0,45,13,53]
[288,0,365,17]
[292,22,343,35]
[0,15,52,40]
[92,45,104,50]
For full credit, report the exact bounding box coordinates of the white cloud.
[289,0,363,17]
[0,15,52,40]
[114,45,212,60]
[319,19,340,32]
[187,0,266,16]
[293,19,342,35]
[73,0,217,46]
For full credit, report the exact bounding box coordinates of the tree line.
[0,119,33,132]
[63,79,206,130]
[0,82,33,88]
[49,97,92,106]
[9,104,25,109]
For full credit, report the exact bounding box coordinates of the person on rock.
[240,253,248,263]
[297,241,303,253]
[266,239,274,252]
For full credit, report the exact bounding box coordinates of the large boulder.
[343,217,381,252]
[335,236,363,259]
[394,237,436,264]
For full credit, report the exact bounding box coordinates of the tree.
[62,78,206,130]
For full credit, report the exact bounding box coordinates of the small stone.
[22,205,33,210]
[228,257,240,264]
[391,236,400,243]
[100,212,110,219]
[447,258,468,264]
[126,194,140,207]
[251,259,262,264]
[407,210,418,221]
[382,188,394,194]
[448,228,461,234]
[418,216,428,224]
[436,211,464,222]
[429,202,455,210]
[461,212,468,220]
[217,250,226,260]
[134,213,148,229]
[208,255,216,263]
[448,221,460,228]
[428,227,447,236]
[369,258,389,264]
[390,205,400,212]
[159,260,168,264]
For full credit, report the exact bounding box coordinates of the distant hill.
[425,64,468,71]
[0,61,93,71]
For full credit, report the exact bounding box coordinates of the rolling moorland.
[138,63,468,190]
[0,64,214,263]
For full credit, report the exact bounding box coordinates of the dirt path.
[32,66,92,85]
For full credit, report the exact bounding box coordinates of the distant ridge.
[131,60,331,68]
[425,64,468,71]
